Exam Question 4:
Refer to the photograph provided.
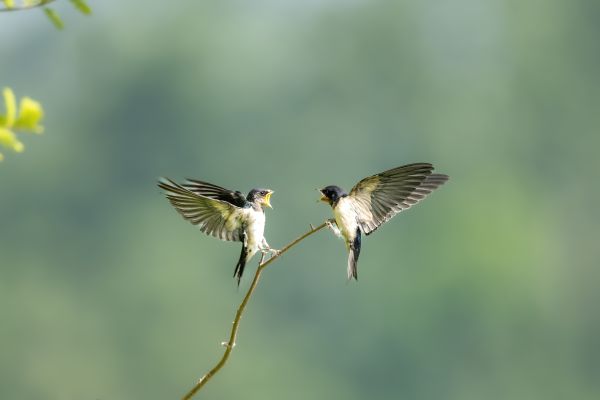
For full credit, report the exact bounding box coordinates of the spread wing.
[158,178,246,242]
[182,179,247,207]
[348,163,448,235]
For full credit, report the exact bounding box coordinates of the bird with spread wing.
[158,178,278,284]
[319,163,448,280]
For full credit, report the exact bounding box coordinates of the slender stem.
[181,221,327,400]
[0,0,57,12]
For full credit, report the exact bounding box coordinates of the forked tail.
[233,245,248,285]
[347,228,361,280]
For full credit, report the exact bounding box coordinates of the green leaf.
[24,0,51,7]
[0,127,24,153]
[70,0,91,15]
[3,0,15,9]
[2,88,16,128]
[14,97,44,134]
[44,7,64,30]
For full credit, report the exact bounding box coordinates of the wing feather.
[349,163,448,235]
[182,179,247,207]
[158,178,245,242]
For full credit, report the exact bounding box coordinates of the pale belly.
[333,197,358,247]
[242,208,265,256]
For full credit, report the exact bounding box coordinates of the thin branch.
[181,221,328,400]
[0,0,57,12]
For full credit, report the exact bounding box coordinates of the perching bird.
[158,178,277,284]
[319,163,448,280]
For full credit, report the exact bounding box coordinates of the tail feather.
[347,228,361,280]
[234,245,248,285]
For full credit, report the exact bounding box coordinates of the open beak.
[317,189,328,203]
[263,191,273,208]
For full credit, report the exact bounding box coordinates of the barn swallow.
[319,163,448,280]
[158,178,277,284]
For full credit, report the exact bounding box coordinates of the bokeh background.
[1,1,599,399]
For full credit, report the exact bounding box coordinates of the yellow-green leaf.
[2,88,16,128]
[70,0,91,15]
[3,0,15,9]
[14,97,44,134]
[44,7,64,30]
[0,127,25,153]
[24,0,47,6]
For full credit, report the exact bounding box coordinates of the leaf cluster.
[0,88,44,161]
[0,0,91,29]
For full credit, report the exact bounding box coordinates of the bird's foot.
[326,219,342,237]
[262,247,280,257]
[221,341,236,349]
[269,248,281,257]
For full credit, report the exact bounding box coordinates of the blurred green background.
[1,1,599,399]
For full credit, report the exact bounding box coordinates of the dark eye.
[260,191,267,196]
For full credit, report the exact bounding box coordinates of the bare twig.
[181,221,328,400]
[0,0,57,12]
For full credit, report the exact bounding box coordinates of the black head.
[246,188,274,208]
[319,185,346,206]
